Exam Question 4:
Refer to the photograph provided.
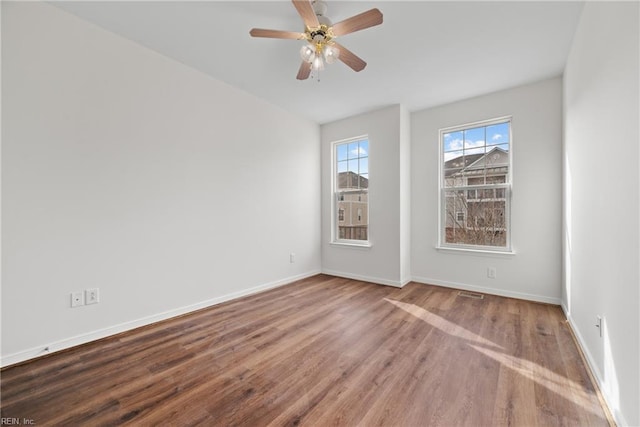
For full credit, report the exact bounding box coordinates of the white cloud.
[492,133,502,141]
[351,146,367,156]
[444,152,460,161]
[464,139,485,149]
[446,138,464,151]
[466,146,484,155]
[445,139,487,160]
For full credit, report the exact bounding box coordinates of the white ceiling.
[53,1,585,124]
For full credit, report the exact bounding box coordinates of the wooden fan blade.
[297,61,311,80]
[292,0,319,28]
[333,42,366,72]
[249,28,305,39]
[331,8,383,37]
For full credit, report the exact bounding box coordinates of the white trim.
[0,270,321,368]
[435,246,515,257]
[329,241,372,249]
[7,270,620,424]
[440,115,513,135]
[561,306,627,427]
[322,269,409,288]
[438,116,513,252]
[412,275,560,305]
[331,135,371,246]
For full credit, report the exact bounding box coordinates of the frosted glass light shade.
[323,45,340,64]
[312,54,325,71]
[300,44,315,63]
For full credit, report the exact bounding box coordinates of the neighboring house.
[444,147,509,246]
[337,171,369,240]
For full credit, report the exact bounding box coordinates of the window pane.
[337,160,349,189]
[464,126,485,149]
[337,144,348,161]
[465,146,485,156]
[486,122,510,146]
[335,138,369,242]
[360,173,369,188]
[346,159,359,189]
[337,160,348,173]
[359,140,369,157]
[444,149,465,188]
[359,157,369,175]
[348,159,359,174]
[444,190,507,247]
[441,119,510,250]
[444,149,464,164]
[443,131,464,152]
[348,142,359,159]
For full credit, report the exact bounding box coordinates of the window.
[440,117,511,251]
[334,137,369,244]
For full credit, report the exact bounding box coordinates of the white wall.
[321,105,409,287]
[411,78,563,303]
[563,2,639,425]
[1,2,321,366]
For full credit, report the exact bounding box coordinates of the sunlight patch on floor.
[470,344,603,417]
[385,298,605,420]
[384,298,503,349]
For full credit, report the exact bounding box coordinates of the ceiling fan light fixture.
[312,0,328,17]
[249,0,383,80]
[312,53,325,71]
[317,15,332,27]
[300,44,316,62]
[323,44,339,64]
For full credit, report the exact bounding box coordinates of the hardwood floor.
[1,275,611,426]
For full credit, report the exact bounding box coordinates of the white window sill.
[330,241,372,249]
[436,245,515,258]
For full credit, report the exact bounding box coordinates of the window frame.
[332,135,371,247]
[437,117,513,253]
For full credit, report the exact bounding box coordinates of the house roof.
[338,171,368,189]
[444,147,508,177]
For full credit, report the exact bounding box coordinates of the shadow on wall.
[564,155,622,423]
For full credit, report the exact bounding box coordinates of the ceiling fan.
[250,0,383,80]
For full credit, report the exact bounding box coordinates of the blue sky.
[337,139,369,177]
[443,122,509,161]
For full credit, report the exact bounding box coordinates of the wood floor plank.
[0,275,611,426]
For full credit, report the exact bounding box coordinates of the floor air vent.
[457,291,485,300]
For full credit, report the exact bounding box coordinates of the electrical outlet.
[290,253,295,263]
[70,292,84,308]
[85,288,100,305]
[487,267,497,279]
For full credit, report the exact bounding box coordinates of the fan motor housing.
[307,24,333,43]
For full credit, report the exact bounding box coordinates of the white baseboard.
[321,269,409,288]
[411,275,561,305]
[0,270,321,368]
[561,307,627,427]
[4,270,625,425]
